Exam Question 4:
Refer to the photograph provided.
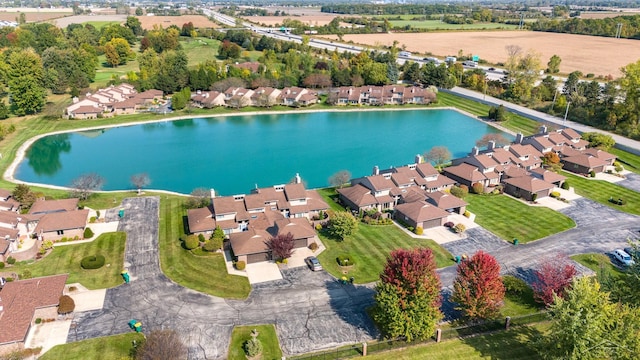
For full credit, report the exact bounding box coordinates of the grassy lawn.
[387,20,517,30]
[318,224,454,283]
[363,323,548,360]
[94,55,140,89]
[465,194,575,243]
[228,325,282,360]
[82,21,123,29]
[40,333,144,360]
[436,92,540,136]
[8,232,126,289]
[501,276,543,317]
[562,171,640,215]
[182,37,221,66]
[608,147,640,174]
[158,195,251,299]
[571,253,625,279]
[316,187,346,212]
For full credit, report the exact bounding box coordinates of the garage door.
[422,219,441,229]
[246,252,271,264]
[294,238,308,248]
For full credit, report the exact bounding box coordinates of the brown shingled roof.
[34,209,88,233]
[503,176,555,193]
[284,183,306,200]
[274,218,316,240]
[29,198,79,215]
[228,228,271,255]
[337,184,377,207]
[395,201,449,223]
[443,163,487,182]
[0,274,68,345]
[187,206,216,233]
[425,191,467,210]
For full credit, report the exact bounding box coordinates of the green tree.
[327,211,358,240]
[538,277,616,360]
[6,49,46,115]
[125,16,144,36]
[106,37,134,66]
[155,50,189,93]
[581,132,615,149]
[103,43,120,68]
[135,7,144,16]
[546,55,562,74]
[171,87,191,110]
[373,248,442,341]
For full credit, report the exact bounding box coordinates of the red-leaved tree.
[532,254,577,306]
[452,250,505,320]
[372,248,442,341]
[268,232,295,260]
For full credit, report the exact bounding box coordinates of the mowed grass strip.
[158,196,251,299]
[608,147,640,174]
[571,253,625,280]
[436,92,540,136]
[563,171,640,215]
[9,232,126,289]
[40,333,144,360]
[318,224,454,283]
[465,194,575,243]
[363,323,549,360]
[228,325,282,360]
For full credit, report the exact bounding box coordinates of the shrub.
[415,226,423,235]
[531,193,538,202]
[450,185,468,198]
[96,210,100,218]
[618,198,626,206]
[561,181,570,190]
[454,223,466,233]
[202,240,216,252]
[58,295,75,314]
[315,223,322,231]
[244,330,263,358]
[35,318,42,324]
[83,227,94,239]
[589,170,596,177]
[198,234,206,243]
[206,236,223,251]
[309,242,319,251]
[471,182,484,194]
[502,275,529,296]
[21,269,32,279]
[463,210,471,218]
[68,286,77,292]
[6,256,16,265]
[81,255,105,269]
[0,261,4,269]
[444,222,454,228]
[89,216,96,223]
[183,235,199,250]
[337,254,355,266]
[235,261,246,270]
[550,191,561,198]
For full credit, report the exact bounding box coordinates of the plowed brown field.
[137,15,219,30]
[324,31,640,77]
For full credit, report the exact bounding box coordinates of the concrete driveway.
[68,197,376,359]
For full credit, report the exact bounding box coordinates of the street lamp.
[563,101,571,126]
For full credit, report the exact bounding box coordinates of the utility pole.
[519,13,525,30]
[563,101,571,126]
[615,23,623,38]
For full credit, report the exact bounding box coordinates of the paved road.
[69,197,376,359]
[444,87,640,155]
[618,173,640,193]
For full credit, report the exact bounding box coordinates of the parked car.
[613,249,635,267]
[305,256,323,271]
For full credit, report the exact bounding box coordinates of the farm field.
[136,14,219,30]
[0,10,71,22]
[373,16,518,30]
[244,14,342,27]
[53,14,126,28]
[322,31,640,77]
[580,11,640,19]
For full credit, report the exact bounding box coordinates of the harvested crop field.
[136,15,219,30]
[54,14,126,28]
[0,11,71,22]
[580,11,640,19]
[324,31,640,77]
[243,15,341,27]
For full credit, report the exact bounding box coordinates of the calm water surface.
[16,110,509,195]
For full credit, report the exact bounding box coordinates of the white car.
[613,249,635,267]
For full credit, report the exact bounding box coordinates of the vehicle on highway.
[613,249,635,267]
[305,256,323,271]
[399,51,412,58]
[488,67,496,71]
[462,60,478,68]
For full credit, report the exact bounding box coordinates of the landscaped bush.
[454,223,466,233]
[610,197,627,206]
[550,191,561,198]
[561,181,570,190]
[471,182,484,194]
[6,256,16,265]
[58,295,75,314]
[0,261,4,269]
[83,227,94,239]
[198,234,206,243]
[183,235,200,250]
[309,242,319,251]
[35,318,42,324]
[502,275,530,296]
[89,216,96,223]
[202,240,217,252]
[444,221,454,228]
[463,210,471,218]
[589,170,596,177]
[450,185,468,198]
[235,261,246,270]
[337,254,355,267]
[81,255,105,269]
[414,226,423,235]
[315,223,322,231]
[244,330,263,358]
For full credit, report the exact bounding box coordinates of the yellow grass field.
[137,15,219,30]
[324,31,640,77]
[0,11,71,22]
[580,11,640,19]
[244,14,341,27]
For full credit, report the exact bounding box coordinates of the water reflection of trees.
[26,134,71,176]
